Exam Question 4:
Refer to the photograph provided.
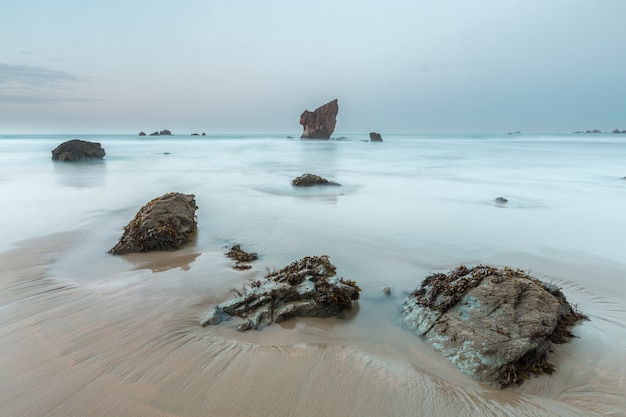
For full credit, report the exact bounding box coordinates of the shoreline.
[1,232,624,416]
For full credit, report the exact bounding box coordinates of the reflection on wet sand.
[0,234,624,417]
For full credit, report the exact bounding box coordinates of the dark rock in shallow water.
[401,265,585,388]
[51,139,106,161]
[369,132,383,142]
[300,99,338,139]
[292,173,340,187]
[494,196,508,204]
[138,131,146,136]
[109,192,198,254]
[201,255,360,331]
[225,244,258,270]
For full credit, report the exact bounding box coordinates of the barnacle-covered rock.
[201,255,360,331]
[401,265,585,388]
[109,192,197,254]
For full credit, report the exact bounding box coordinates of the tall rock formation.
[300,99,338,139]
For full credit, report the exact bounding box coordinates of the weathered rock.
[300,99,338,139]
[369,132,383,142]
[201,255,360,330]
[51,139,106,161]
[109,192,198,254]
[401,265,585,388]
[494,196,508,204]
[138,131,146,136]
[160,129,172,135]
[225,244,258,270]
[149,131,159,136]
[292,173,340,187]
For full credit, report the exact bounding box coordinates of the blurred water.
[1,132,625,415]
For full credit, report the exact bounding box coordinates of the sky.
[1,0,625,134]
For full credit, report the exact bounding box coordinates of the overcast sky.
[1,1,625,134]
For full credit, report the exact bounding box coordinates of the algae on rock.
[201,255,360,331]
[402,264,586,388]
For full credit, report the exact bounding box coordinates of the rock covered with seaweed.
[291,173,340,187]
[51,139,106,161]
[401,264,585,388]
[201,255,360,331]
[109,192,198,254]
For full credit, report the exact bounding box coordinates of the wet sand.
[1,233,624,417]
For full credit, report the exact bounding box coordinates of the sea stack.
[300,99,338,139]
[369,132,383,142]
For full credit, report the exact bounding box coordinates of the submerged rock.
[494,196,508,205]
[300,99,338,139]
[401,265,585,388]
[201,255,360,331]
[51,139,106,161]
[109,192,198,254]
[292,173,340,187]
[369,132,383,142]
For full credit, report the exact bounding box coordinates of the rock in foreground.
[109,192,198,254]
[51,139,106,161]
[401,265,585,388]
[201,255,360,331]
[292,173,340,187]
[300,99,338,139]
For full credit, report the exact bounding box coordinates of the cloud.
[0,94,101,104]
[0,63,97,104]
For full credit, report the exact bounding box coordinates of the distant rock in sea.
[369,132,383,142]
[51,139,106,162]
[401,265,586,388]
[300,99,338,139]
[148,129,172,136]
[612,129,626,134]
[292,173,340,187]
[200,255,360,331]
[109,192,198,254]
[138,131,146,136]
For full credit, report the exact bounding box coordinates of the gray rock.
[369,132,383,142]
[494,196,508,204]
[401,265,585,388]
[201,255,360,331]
[109,192,198,254]
[51,139,105,161]
[292,173,340,187]
[300,99,338,139]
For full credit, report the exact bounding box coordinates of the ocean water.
[1,132,625,416]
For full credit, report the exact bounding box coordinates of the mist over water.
[1,133,625,416]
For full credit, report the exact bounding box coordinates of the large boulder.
[51,139,105,161]
[292,173,340,187]
[369,132,383,142]
[300,99,338,139]
[201,255,360,331]
[401,265,585,388]
[109,192,198,254]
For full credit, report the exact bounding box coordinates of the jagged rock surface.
[201,255,360,331]
[51,139,106,161]
[369,132,383,142]
[292,173,340,187]
[109,192,198,254]
[300,99,338,139]
[401,265,585,388]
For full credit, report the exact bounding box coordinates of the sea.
[1,132,625,416]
